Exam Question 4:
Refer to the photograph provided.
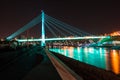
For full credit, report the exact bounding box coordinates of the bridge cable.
[46,20,66,37]
[46,15,83,36]
[45,14,93,36]
[45,21,58,38]
[46,16,78,36]
[7,14,42,40]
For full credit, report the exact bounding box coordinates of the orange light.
[110,31,120,36]
[68,47,74,58]
[110,50,120,74]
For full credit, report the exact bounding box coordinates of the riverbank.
[0,46,61,80]
[0,46,43,80]
[51,51,120,80]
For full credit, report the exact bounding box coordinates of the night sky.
[0,0,120,38]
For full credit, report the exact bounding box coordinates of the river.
[49,46,120,75]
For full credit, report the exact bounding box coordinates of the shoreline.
[51,51,120,80]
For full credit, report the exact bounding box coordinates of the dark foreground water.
[49,46,120,75]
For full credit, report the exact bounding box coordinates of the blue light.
[6,14,42,40]
[41,10,45,46]
[17,36,110,42]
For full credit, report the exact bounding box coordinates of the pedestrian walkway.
[22,49,62,80]
[23,49,83,80]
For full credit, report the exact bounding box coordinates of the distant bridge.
[6,10,110,46]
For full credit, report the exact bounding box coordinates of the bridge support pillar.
[41,10,46,47]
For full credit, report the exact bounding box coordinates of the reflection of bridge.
[6,11,110,47]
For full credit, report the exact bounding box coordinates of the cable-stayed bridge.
[6,11,110,47]
[2,11,120,80]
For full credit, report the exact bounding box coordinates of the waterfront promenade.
[0,45,120,80]
[0,45,82,80]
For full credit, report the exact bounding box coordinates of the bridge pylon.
[41,10,46,47]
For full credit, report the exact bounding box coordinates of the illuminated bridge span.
[6,11,110,46]
[17,36,110,42]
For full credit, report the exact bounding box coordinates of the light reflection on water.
[49,46,120,75]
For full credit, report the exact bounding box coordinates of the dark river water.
[49,46,120,75]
